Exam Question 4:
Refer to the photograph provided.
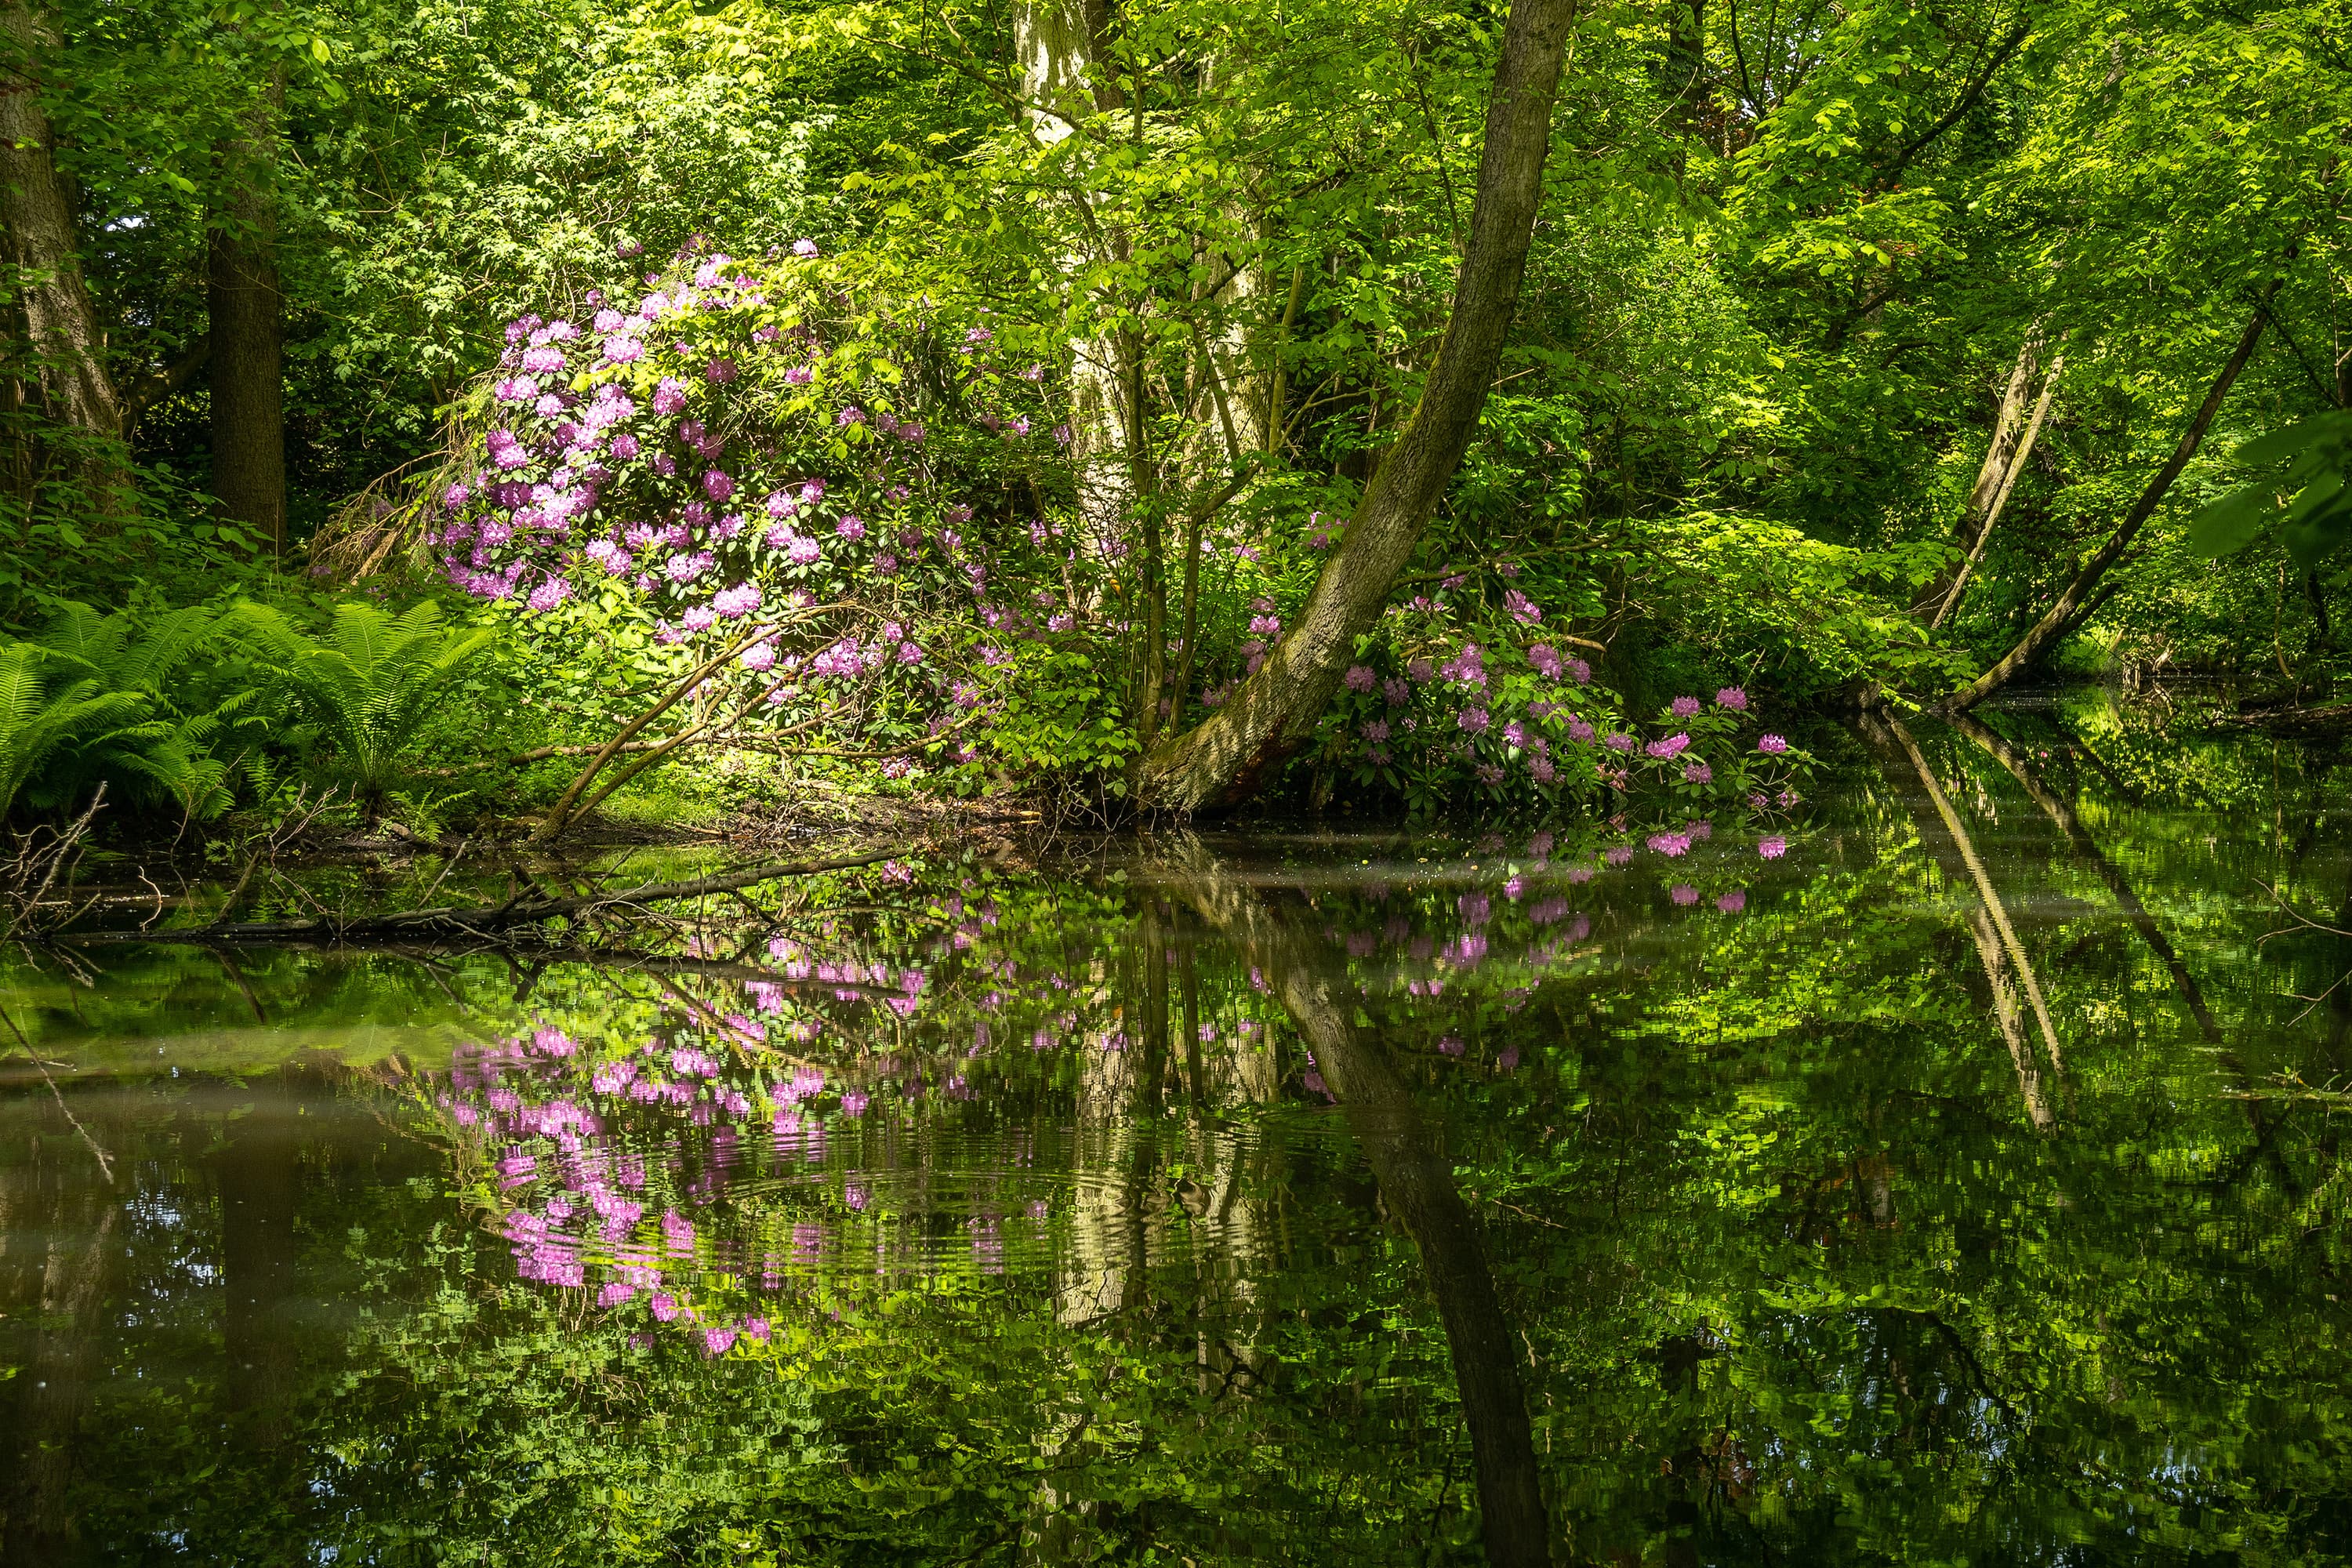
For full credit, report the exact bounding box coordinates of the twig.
[0,1006,113,1182]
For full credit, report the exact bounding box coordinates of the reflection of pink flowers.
[1759,835,1788,859]
[1718,889,1748,913]
[1670,884,1699,906]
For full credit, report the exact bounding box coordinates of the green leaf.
[2184,487,2272,558]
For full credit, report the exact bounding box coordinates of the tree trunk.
[1017,0,1137,553]
[207,71,288,554]
[1138,0,1580,811]
[0,0,128,467]
[1929,352,2063,631]
[1914,329,2045,619]
[1944,296,2273,712]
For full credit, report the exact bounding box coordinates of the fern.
[231,599,493,804]
[10,603,249,822]
[0,643,159,819]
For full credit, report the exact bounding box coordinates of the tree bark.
[207,70,288,554]
[1944,296,2273,712]
[1138,0,1580,811]
[0,0,128,463]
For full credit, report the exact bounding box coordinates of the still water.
[4,704,2350,1565]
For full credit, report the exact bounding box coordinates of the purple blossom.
[1457,706,1490,733]
[1503,589,1541,625]
[1671,695,1701,718]
[836,514,866,541]
[1684,760,1713,784]
[1759,733,1791,754]
[1527,644,1563,679]
[1716,686,1750,711]
[652,378,687,415]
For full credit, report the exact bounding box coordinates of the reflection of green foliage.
[20,730,2352,1563]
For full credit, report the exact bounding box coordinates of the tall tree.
[1138,0,1581,811]
[207,64,285,554]
[0,0,127,448]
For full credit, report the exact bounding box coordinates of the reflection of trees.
[1157,843,1553,1568]
[1864,712,2062,1125]
[1947,710,2226,1044]
[0,1094,118,1568]
[215,1083,307,1440]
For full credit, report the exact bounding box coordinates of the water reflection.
[4,706,2351,1563]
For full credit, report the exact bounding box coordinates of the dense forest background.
[2,0,2347,833]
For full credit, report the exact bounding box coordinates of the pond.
[4,702,2350,1566]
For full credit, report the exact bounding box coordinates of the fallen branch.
[2214,701,2352,735]
[65,851,900,946]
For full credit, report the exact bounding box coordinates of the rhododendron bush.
[432,240,1095,788]
[1179,544,1813,816]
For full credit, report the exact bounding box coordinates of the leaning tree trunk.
[1138,0,1580,811]
[1944,294,2273,713]
[208,68,288,555]
[1930,352,2063,631]
[0,0,129,468]
[1914,328,2047,619]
